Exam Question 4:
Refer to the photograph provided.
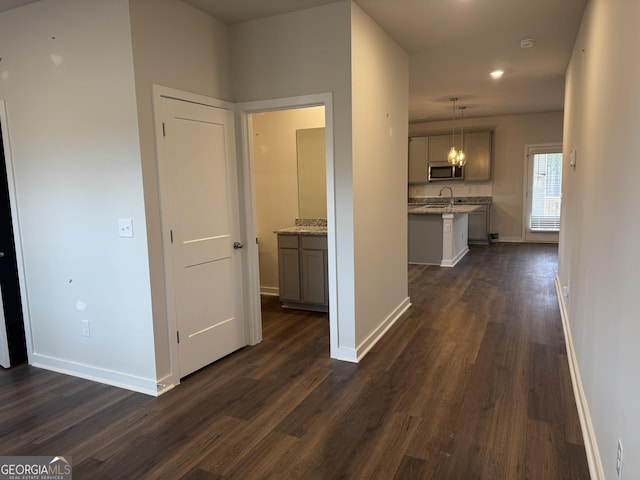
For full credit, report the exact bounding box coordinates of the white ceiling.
[185,0,588,122]
[1,0,588,122]
[0,0,38,11]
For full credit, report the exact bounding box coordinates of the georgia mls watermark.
[0,456,72,480]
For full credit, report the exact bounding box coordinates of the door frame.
[522,142,563,243]
[0,100,33,366]
[235,94,337,354]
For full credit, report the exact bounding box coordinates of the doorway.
[524,143,563,243]
[250,106,326,298]
[0,104,28,368]
[237,93,338,355]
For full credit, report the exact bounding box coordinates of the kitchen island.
[408,204,480,267]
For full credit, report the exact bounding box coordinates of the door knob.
[233,242,244,250]
[0,252,4,258]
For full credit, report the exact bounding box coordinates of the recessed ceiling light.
[490,70,504,79]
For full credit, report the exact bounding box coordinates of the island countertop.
[408,204,481,215]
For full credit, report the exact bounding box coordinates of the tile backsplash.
[408,182,492,198]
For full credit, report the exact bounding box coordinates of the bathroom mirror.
[296,127,327,218]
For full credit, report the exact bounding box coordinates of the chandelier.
[447,98,467,167]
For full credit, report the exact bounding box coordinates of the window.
[530,152,562,231]
[524,143,563,243]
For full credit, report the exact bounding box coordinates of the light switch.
[570,148,577,168]
[118,218,133,238]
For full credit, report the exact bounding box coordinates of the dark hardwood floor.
[0,243,590,479]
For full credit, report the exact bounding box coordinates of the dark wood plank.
[0,243,590,479]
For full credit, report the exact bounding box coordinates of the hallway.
[0,243,589,479]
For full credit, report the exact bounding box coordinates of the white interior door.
[160,96,246,378]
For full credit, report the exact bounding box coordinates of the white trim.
[0,101,33,367]
[260,287,279,296]
[440,246,469,267]
[493,236,524,243]
[555,276,604,480]
[155,373,176,396]
[31,353,160,396]
[235,108,262,347]
[152,84,235,111]
[523,143,562,243]
[235,93,339,358]
[353,297,411,362]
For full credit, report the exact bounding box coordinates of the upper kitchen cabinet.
[408,131,492,183]
[408,136,429,183]
[428,134,454,165]
[462,130,492,181]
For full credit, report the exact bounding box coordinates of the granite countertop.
[274,218,328,236]
[408,196,492,206]
[409,204,481,215]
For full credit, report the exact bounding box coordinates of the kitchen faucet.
[439,186,454,210]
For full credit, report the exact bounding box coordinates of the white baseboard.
[31,353,160,396]
[493,236,524,243]
[441,246,469,267]
[555,276,604,480]
[260,286,279,296]
[355,297,411,361]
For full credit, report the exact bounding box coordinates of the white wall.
[410,112,563,241]
[231,1,409,360]
[0,0,156,392]
[231,2,356,358]
[251,107,325,293]
[559,0,640,477]
[350,3,410,353]
[128,0,232,383]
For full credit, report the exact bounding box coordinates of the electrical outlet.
[81,320,91,337]
[616,439,623,479]
[118,218,134,238]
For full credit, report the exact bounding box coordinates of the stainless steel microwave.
[428,162,464,182]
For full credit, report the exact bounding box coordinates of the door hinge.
[256,237,259,244]
[162,122,166,137]
[177,331,180,344]
[170,230,174,243]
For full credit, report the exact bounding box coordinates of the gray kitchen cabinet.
[468,205,490,244]
[428,134,454,165]
[277,234,328,311]
[463,131,492,181]
[408,136,429,183]
[417,131,492,181]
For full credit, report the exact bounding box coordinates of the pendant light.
[447,97,458,165]
[456,106,467,167]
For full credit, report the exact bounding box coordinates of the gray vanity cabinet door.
[301,249,327,304]
[278,235,300,301]
[300,236,328,305]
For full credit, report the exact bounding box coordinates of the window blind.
[530,152,562,232]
